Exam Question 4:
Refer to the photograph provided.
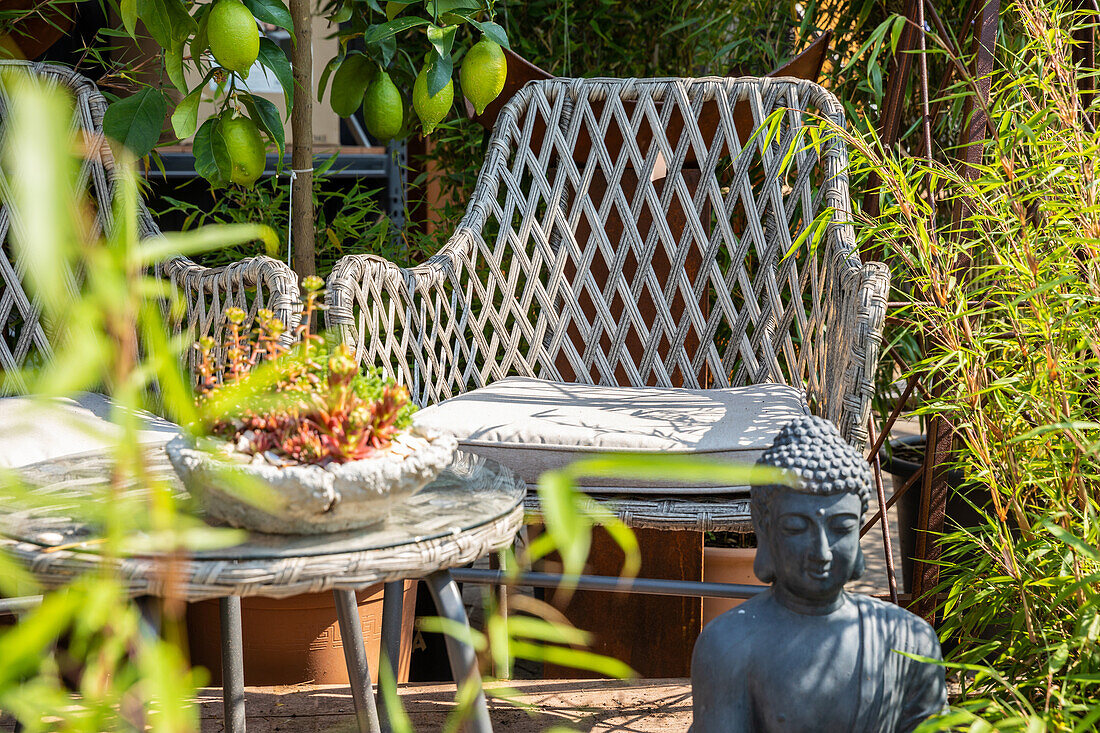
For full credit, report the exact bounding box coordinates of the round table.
[0,447,526,733]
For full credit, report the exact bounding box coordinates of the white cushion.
[413,377,810,494]
[0,392,180,469]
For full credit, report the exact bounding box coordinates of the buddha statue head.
[752,416,873,611]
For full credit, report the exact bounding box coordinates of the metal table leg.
[334,589,382,733]
[380,581,403,678]
[219,596,246,733]
[426,570,492,733]
[377,581,404,731]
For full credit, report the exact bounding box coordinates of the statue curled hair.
[751,415,873,583]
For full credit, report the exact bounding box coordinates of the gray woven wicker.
[2,447,525,601]
[0,61,300,390]
[327,76,889,532]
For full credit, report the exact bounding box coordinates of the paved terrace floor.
[191,679,693,732]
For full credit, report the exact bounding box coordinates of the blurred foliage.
[0,69,648,733]
[0,67,268,732]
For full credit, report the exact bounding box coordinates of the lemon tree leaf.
[137,0,196,49]
[426,50,453,98]
[170,89,201,139]
[193,115,231,187]
[426,0,481,14]
[364,16,430,44]
[256,38,294,111]
[165,37,187,93]
[426,23,457,59]
[103,88,168,157]
[191,3,211,56]
[468,18,509,48]
[241,93,285,170]
[383,0,412,18]
[242,0,293,32]
[317,53,343,103]
[378,35,397,66]
[171,68,216,140]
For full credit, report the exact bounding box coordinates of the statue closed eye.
[690,415,946,733]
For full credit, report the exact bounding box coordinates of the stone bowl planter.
[166,428,458,534]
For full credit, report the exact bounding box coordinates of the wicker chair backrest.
[333,77,864,417]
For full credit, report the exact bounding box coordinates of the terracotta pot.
[186,581,416,686]
[702,547,764,626]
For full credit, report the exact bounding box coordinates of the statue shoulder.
[848,593,942,657]
[693,594,771,665]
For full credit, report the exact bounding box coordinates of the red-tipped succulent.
[194,277,416,466]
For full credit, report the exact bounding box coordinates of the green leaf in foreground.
[102,88,168,157]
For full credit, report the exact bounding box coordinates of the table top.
[0,447,526,600]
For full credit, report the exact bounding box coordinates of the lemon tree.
[317,0,511,138]
[99,0,514,282]
[102,0,293,189]
[103,0,510,181]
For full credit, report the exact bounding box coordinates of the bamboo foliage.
[847,2,1100,727]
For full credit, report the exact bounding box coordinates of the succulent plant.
[193,278,416,466]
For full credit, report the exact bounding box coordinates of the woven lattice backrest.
[332,76,869,423]
[0,61,300,393]
[0,62,112,393]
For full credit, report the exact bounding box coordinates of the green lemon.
[220,114,266,186]
[460,38,507,116]
[330,55,373,118]
[362,71,404,142]
[412,67,454,136]
[207,0,260,75]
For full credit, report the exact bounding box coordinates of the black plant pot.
[879,435,977,592]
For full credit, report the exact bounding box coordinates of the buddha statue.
[690,416,946,732]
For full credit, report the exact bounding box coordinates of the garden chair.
[0,60,300,410]
[326,75,889,659]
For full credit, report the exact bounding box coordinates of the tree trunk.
[289,0,315,279]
